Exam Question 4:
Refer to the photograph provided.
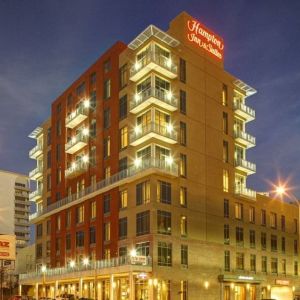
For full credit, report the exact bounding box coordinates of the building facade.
[21,12,300,300]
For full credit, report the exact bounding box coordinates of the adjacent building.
[20,12,300,300]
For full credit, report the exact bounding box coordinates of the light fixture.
[71,136,76,144]
[71,162,77,169]
[83,257,89,266]
[83,99,90,108]
[153,278,158,287]
[71,111,76,118]
[82,155,89,163]
[204,281,209,289]
[166,58,172,68]
[166,91,172,100]
[166,123,173,133]
[267,285,271,291]
[134,61,141,71]
[134,125,141,135]
[135,93,141,102]
[130,248,137,257]
[230,283,235,290]
[69,260,75,268]
[41,265,47,273]
[166,156,173,165]
[246,283,250,290]
[84,284,88,290]
[82,128,89,136]
[148,279,153,286]
[112,282,116,289]
[134,158,142,168]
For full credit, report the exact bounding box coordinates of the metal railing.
[65,160,88,178]
[234,130,256,145]
[20,255,152,281]
[29,144,43,157]
[234,102,255,119]
[29,165,43,178]
[31,158,178,220]
[65,106,88,125]
[130,50,177,78]
[235,158,256,173]
[130,122,177,143]
[29,187,42,200]
[65,132,88,151]
[235,186,257,199]
[130,87,177,111]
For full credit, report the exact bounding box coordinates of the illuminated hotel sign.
[238,276,254,281]
[275,279,290,286]
[187,18,224,60]
[0,235,16,260]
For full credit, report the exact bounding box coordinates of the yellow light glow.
[148,279,153,286]
[267,285,271,291]
[69,260,75,268]
[204,281,209,289]
[71,111,76,118]
[83,257,89,266]
[83,99,90,108]
[72,136,76,144]
[134,125,141,135]
[135,93,141,102]
[112,282,116,289]
[153,279,158,287]
[82,155,89,163]
[82,128,89,136]
[166,91,172,100]
[130,248,137,257]
[166,156,173,165]
[230,283,235,290]
[71,162,77,169]
[166,123,173,133]
[84,284,88,290]
[293,286,296,292]
[134,158,142,168]
[41,265,47,273]
[276,185,286,195]
[246,283,250,290]
[166,58,172,68]
[134,61,141,71]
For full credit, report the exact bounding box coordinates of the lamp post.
[41,265,47,298]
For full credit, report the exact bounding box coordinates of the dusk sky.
[0,0,300,197]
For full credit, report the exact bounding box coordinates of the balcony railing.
[130,87,178,114]
[65,160,88,178]
[65,133,88,154]
[20,256,152,282]
[29,144,43,159]
[29,166,43,180]
[29,188,42,201]
[130,122,177,146]
[130,51,177,82]
[234,130,256,148]
[65,106,88,129]
[235,186,257,200]
[234,101,255,122]
[235,158,256,175]
[31,158,178,221]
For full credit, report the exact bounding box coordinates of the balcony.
[235,158,256,175]
[29,188,42,201]
[29,166,43,180]
[235,186,257,200]
[130,122,177,146]
[29,144,43,159]
[65,106,88,129]
[130,87,178,114]
[65,133,88,154]
[30,158,178,222]
[65,160,88,179]
[234,102,255,122]
[130,51,177,82]
[234,130,256,148]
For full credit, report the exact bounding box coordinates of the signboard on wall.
[186,17,224,61]
[0,235,16,260]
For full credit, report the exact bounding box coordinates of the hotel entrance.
[234,285,245,300]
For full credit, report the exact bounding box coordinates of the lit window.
[120,127,128,149]
[180,187,187,207]
[223,169,229,192]
[235,203,243,220]
[91,201,96,219]
[180,216,187,237]
[104,222,110,241]
[120,190,128,209]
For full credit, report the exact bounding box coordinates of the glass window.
[119,95,127,119]
[76,205,84,224]
[271,235,277,252]
[223,112,228,134]
[224,250,230,271]
[262,256,267,273]
[179,58,186,83]
[271,258,278,274]
[224,199,229,218]
[103,79,111,99]
[236,227,244,246]
[180,153,187,177]
[91,201,96,219]
[282,237,286,253]
[180,187,187,207]
[119,157,127,171]
[90,227,96,244]
[66,234,71,251]
[120,126,128,149]
[90,119,96,138]
[235,203,243,220]
[136,211,150,236]
[250,230,256,248]
[104,59,111,73]
[119,64,128,89]
[270,212,277,229]
[157,181,171,204]
[282,259,286,275]
[249,207,255,223]
[181,245,188,267]
[180,281,188,300]
[136,181,150,205]
[104,222,110,241]
[294,240,298,255]
[90,72,96,86]
[180,122,187,145]
[261,232,267,250]
[261,209,266,226]
[76,231,84,247]
[136,241,150,256]
[224,224,230,244]
[180,216,187,237]
[104,166,110,179]
[158,241,172,266]
[66,210,71,228]
[281,215,286,232]
[157,210,171,235]
[180,90,186,114]
[103,194,111,214]
[223,141,228,163]
[103,108,111,129]
[236,252,244,270]
[119,246,127,257]
[223,169,229,192]
[294,261,298,276]
[222,84,228,106]
[119,217,127,239]
[250,254,256,272]
[104,136,111,158]
[120,190,128,209]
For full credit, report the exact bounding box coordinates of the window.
[76,82,85,95]
[250,254,256,272]
[250,230,256,248]
[103,194,111,214]
[103,79,111,99]
[90,90,96,109]
[104,222,110,241]
[104,166,110,179]
[223,141,228,163]
[262,256,267,273]
[224,250,230,271]
[180,90,186,114]
[66,210,71,228]
[295,261,298,275]
[280,215,285,232]
[119,217,127,239]
[271,235,277,252]
[261,209,266,226]
[181,245,188,267]
[119,95,127,120]
[104,59,111,73]
[104,108,111,129]
[224,199,229,218]
[76,205,84,224]
[56,215,61,232]
[90,146,96,166]
[157,181,171,204]
[271,258,278,274]
[294,240,298,255]
[90,119,96,138]
[249,207,255,223]
[180,122,187,145]
[223,169,229,192]
[56,119,61,136]
[224,224,230,244]
[136,181,150,205]
[91,175,96,188]
[120,190,128,209]
[179,58,186,83]
[91,201,96,219]
[56,167,61,184]
[119,157,127,171]
[261,232,267,250]
[157,210,171,235]
[222,84,228,106]
[76,231,84,248]
[104,136,111,158]
[119,246,127,257]
[270,212,277,229]
[180,281,188,300]
[90,227,96,244]
[90,72,96,86]
[47,128,51,146]
[294,219,298,233]
[47,150,51,169]
[282,259,286,275]
[47,174,51,191]
[36,243,43,259]
[282,237,286,253]
[120,126,128,149]
[158,242,172,266]
[136,211,150,236]
[36,224,43,238]
[180,187,187,207]
[180,216,187,237]
[66,234,71,251]
[136,241,150,256]
[56,144,61,161]
[180,153,187,177]
[119,64,128,89]
[104,248,110,259]
[235,203,243,220]
[223,112,228,134]
[236,252,244,270]
[46,220,51,235]
[236,227,244,246]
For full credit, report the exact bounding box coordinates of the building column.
[54,280,59,298]
[246,284,250,300]
[129,272,135,300]
[110,275,114,300]
[97,282,102,300]
[79,278,83,298]
[148,280,154,300]
[35,283,39,300]
[255,285,261,300]
[230,284,235,300]
[18,284,22,296]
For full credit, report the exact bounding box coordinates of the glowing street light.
[82,128,89,136]
[83,257,89,266]
[69,260,76,268]
[130,249,137,257]
[83,99,90,108]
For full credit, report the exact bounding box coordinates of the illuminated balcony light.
[166,156,174,165]
[83,99,90,108]
[69,260,76,268]
[148,279,153,286]
[112,282,116,289]
[71,136,76,144]
[82,257,89,266]
[71,162,77,169]
[153,279,158,287]
[71,111,76,118]
[134,125,141,135]
[166,91,173,100]
[166,58,172,68]
[135,93,141,102]
[82,155,89,163]
[204,281,210,289]
[41,265,47,273]
[134,158,142,168]
[134,61,141,71]
[84,284,88,290]
[130,248,137,257]
[82,128,89,136]
[166,123,173,133]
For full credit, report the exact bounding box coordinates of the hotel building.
[20,12,300,300]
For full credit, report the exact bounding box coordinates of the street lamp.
[41,265,47,298]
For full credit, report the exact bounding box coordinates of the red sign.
[187,18,224,60]
[0,235,16,260]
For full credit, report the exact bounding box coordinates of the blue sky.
[0,0,300,196]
